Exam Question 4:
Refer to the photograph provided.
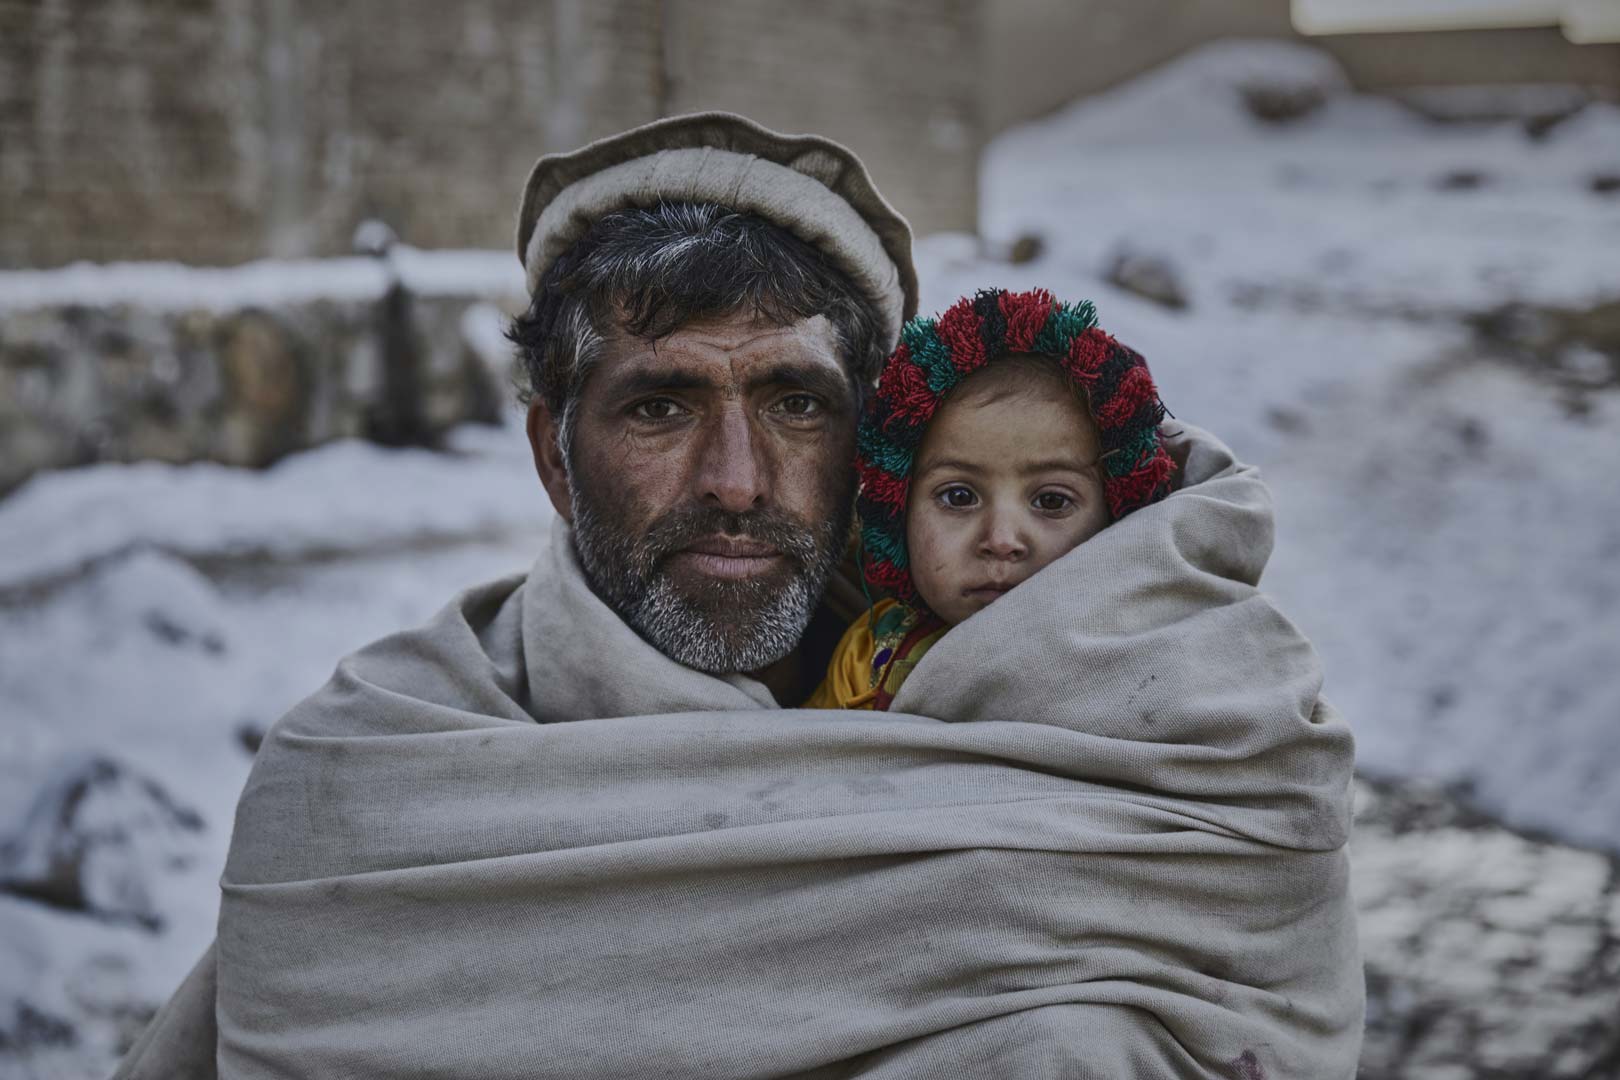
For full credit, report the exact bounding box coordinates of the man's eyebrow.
[746,362,853,405]
[602,365,720,399]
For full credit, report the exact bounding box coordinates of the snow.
[3,36,1620,1075]
[0,246,524,314]
[977,41,1620,315]
[0,424,541,590]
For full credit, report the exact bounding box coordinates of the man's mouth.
[671,536,787,580]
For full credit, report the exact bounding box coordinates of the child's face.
[905,362,1110,625]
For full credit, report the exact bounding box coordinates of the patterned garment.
[806,599,948,711]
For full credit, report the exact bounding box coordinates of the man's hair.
[506,202,887,450]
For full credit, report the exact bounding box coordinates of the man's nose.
[978,508,1029,561]
[694,404,769,513]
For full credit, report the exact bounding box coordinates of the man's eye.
[939,485,978,509]
[774,393,823,417]
[631,399,683,421]
[1034,492,1073,513]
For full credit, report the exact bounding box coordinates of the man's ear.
[526,399,574,523]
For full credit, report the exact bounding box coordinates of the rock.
[1007,233,1045,266]
[1434,169,1490,192]
[0,1001,77,1054]
[0,755,205,931]
[96,551,231,658]
[1467,298,1620,394]
[0,281,512,497]
[1239,81,1328,125]
[1354,775,1620,1077]
[1263,405,1310,435]
[1393,85,1591,139]
[216,310,313,466]
[235,720,266,755]
[1105,247,1189,311]
[63,952,156,1059]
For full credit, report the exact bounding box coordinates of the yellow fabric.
[805,599,903,710]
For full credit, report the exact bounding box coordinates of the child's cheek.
[906,509,959,605]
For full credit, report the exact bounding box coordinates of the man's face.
[542,311,857,674]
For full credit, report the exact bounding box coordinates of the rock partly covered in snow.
[1104,246,1191,310]
[0,754,206,931]
[1355,776,1620,1078]
[0,253,522,496]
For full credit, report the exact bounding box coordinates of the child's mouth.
[962,582,1015,603]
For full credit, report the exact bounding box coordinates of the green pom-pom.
[857,427,915,477]
[1104,427,1161,478]
[1033,299,1098,355]
[861,523,908,569]
[899,317,938,353]
[902,320,957,396]
[923,357,960,396]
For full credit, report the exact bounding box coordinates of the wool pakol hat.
[856,288,1178,603]
[515,112,919,348]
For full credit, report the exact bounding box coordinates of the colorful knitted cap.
[856,287,1177,603]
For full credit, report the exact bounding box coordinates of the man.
[508,192,905,701]
[118,114,1361,1079]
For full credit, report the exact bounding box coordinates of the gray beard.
[568,486,851,675]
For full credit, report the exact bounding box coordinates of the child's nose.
[978,513,1029,561]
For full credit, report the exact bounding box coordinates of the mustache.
[639,506,824,572]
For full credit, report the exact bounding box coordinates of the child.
[808,287,1176,710]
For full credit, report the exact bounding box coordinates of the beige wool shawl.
[116,424,1361,1079]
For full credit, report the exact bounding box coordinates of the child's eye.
[938,485,978,509]
[1033,492,1074,513]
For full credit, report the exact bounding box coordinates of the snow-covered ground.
[2,38,1618,1077]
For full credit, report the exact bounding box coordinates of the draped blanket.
[117,425,1362,1079]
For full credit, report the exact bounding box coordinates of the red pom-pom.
[1105,447,1176,516]
[936,298,986,374]
[999,288,1055,352]
[877,349,937,428]
[1095,364,1158,430]
[863,557,911,595]
[1065,327,1117,382]
[858,462,909,509]
[876,343,912,397]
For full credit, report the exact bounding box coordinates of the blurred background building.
[4,0,1617,268]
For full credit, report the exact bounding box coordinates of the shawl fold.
[115,424,1361,1079]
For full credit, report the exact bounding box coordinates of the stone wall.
[0,254,521,496]
[0,0,982,270]
[663,0,982,265]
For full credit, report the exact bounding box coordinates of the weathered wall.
[986,0,1620,131]
[663,0,982,260]
[0,0,662,267]
[0,0,981,270]
[0,261,520,495]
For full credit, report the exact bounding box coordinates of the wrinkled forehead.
[597,310,845,374]
[589,311,852,403]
